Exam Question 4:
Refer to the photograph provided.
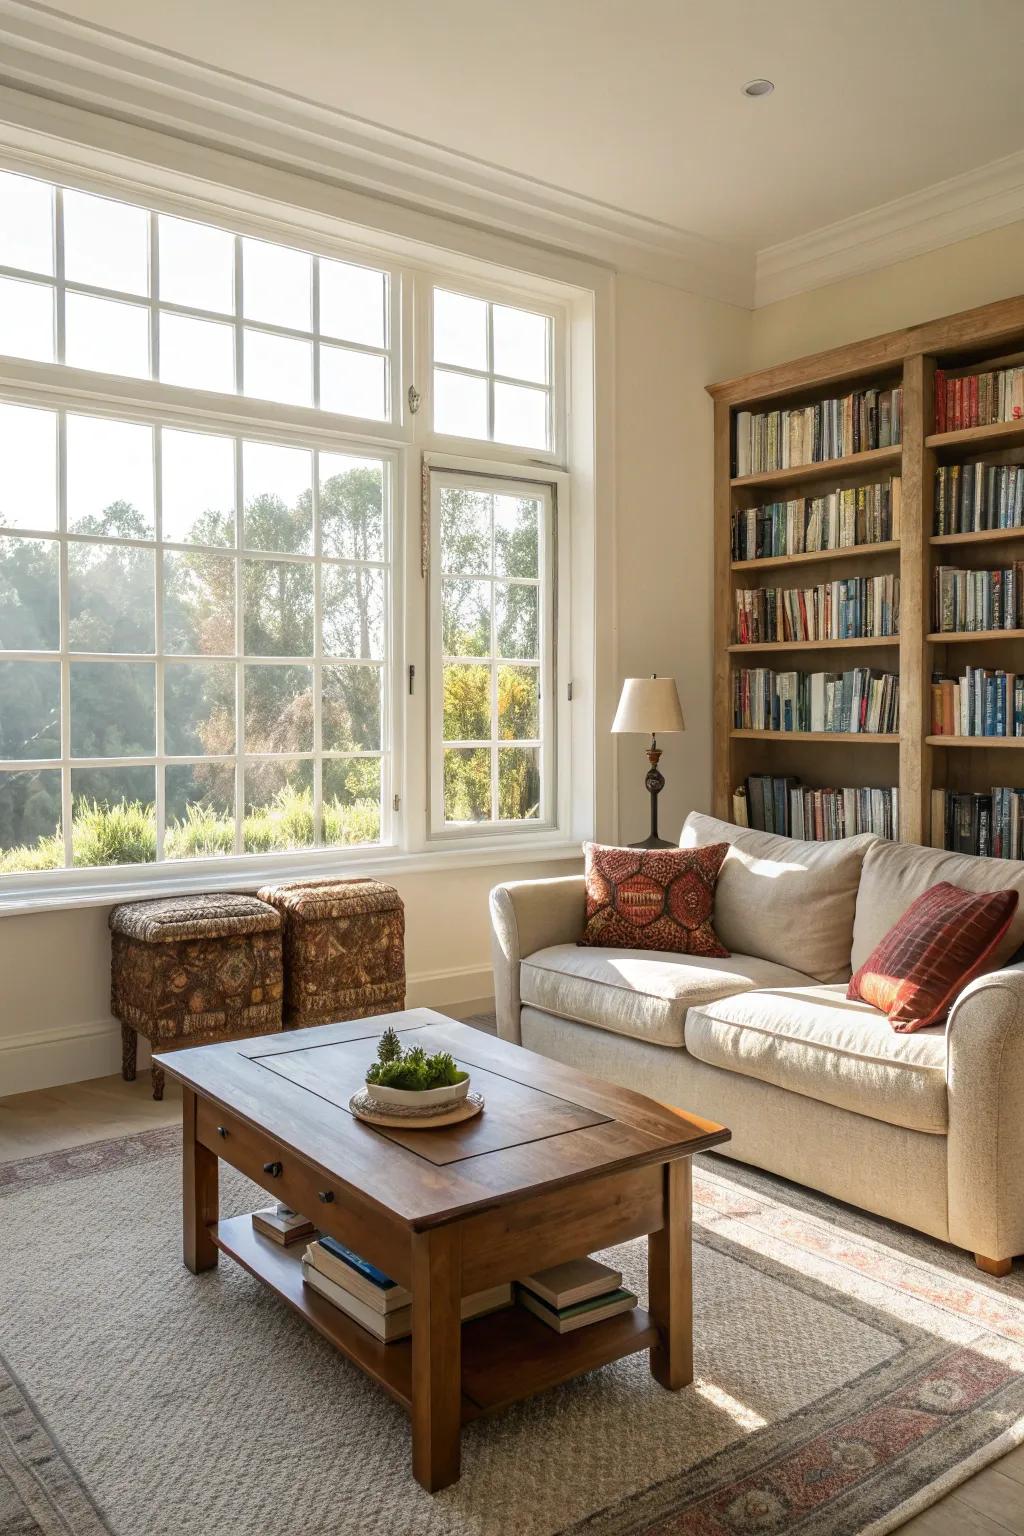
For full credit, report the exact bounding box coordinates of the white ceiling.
[35,0,1024,255]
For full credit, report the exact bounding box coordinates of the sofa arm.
[489,876,586,1043]
[946,963,1024,1265]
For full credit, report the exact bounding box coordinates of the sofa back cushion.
[680,811,876,982]
[851,838,1024,973]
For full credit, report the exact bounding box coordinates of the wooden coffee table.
[158,1009,729,1491]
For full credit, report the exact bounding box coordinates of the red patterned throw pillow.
[847,880,1018,1031]
[578,842,730,956]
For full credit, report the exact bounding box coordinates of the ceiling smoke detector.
[742,79,774,97]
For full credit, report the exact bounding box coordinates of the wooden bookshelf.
[709,292,1024,847]
[727,637,899,654]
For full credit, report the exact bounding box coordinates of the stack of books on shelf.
[301,1238,512,1343]
[516,1258,636,1335]
[733,667,900,734]
[734,388,903,476]
[931,787,1024,859]
[935,464,1024,534]
[734,575,899,644]
[733,776,897,841]
[731,480,901,561]
[934,366,1024,432]
[251,1205,316,1246]
[930,667,1024,738]
[933,564,1024,632]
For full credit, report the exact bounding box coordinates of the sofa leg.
[151,1064,165,1102]
[975,1253,1012,1277]
[120,1022,137,1082]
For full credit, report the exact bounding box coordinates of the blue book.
[317,1236,397,1291]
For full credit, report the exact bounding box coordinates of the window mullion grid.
[233,434,244,855]
[311,258,321,412]
[233,235,244,399]
[486,301,495,443]
[53,187,66,366]
[56,408,72,867]
[312,449,323,848]
[153,424,166,860]
[148,210,159,386]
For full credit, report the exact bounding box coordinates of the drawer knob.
[263,1160,283,1178]
[216,1125,229,1138]
[318,1190,335,1204]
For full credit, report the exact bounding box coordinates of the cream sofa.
[489,811,1024,1275]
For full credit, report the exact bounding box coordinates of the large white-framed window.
[428,469,557,838]
[0,392,395,874]
[0,169,396,421]
[0,155,582,896]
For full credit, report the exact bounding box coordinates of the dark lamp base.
[629,835,676,850]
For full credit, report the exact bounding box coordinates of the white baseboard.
[0,964,496,1097]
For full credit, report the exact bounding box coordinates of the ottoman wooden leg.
[151,1063,165,1101]
[120,1022,137,1082]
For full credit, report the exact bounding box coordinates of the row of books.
[930,668,1024,738]
[735,388,903,476]
[733,775,898,841]
[931,788,1024,861]
[934,366,1024,433]
[730,480,901,562]
[733,667,900,734]
[734,576,899,645]
[933,564,1024,633]
[934,463,1024,535]
[252,1207,637,1341]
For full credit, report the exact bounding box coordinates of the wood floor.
[2,1068,1022,1533]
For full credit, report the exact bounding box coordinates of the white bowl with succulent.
[364,1025,470,1109]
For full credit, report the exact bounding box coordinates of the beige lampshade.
[611,675,685,735]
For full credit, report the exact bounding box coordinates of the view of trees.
[0,430,546,872]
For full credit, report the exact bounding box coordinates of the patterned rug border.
[0,1353,113,1536]
[4,1125,1024,1536]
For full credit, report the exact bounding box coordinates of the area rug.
[1,1129,1023,1536]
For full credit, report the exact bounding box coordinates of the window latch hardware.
[393,794,401,813]
[408,384,421,415]
[409,663,416,695]
[567,680,574,702]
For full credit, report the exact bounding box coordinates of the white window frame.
[426,467,559,841]
[0,153,586,907]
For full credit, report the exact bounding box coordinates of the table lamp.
[611,675,686,849]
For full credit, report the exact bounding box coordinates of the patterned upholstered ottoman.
[110,893,283,1099]
[256,877,405,1028]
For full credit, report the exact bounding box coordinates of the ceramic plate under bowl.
[365,1076,471,1109]
[349,1088,484,1130]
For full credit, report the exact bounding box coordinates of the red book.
[969,374,979,429]
[935,369,946,432]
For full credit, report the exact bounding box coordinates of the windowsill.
[0,837,584,917]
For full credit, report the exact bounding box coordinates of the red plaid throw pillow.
[847,880,1018,1031]
[578,842,730,956]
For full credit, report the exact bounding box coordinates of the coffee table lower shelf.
[213,1214,658,1423]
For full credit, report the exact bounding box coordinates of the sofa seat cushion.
[685,984,948,1134]
[519,945,814,1049]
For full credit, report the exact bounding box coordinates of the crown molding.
[755,147,1024,307]
[0,0,755,306]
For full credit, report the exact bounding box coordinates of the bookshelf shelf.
[931,528,1024,549]
[728,636,898,653]
[730,444,901,492]
[729,729,898,743]
[711,292,1024,848]
[212,1215,659,1422]
[926,736,1024,749]
[926,420,1024,453]
[731,541,899,572]
[927,629,1024,644]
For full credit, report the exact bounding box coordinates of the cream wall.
[752,219,1024,366]
[613,275,751,843]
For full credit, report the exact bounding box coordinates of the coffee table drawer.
[196,1100,338,1212]
[195,1099,411,1283]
